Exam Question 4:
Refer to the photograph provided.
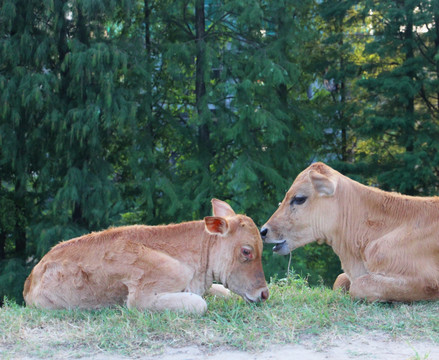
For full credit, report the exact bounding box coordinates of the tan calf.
[261,162,439,302]
[24,199,268,313]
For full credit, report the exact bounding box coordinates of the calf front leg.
[118,244,208,313]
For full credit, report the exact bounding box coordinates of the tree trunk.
[338,19,347,162]
[0,231,5,260]
[195,0,209,148]
[72,202,84,227]
[195,0,212,215]
[13,180,26,257]
[144,0,153,121]
[403,4,416,194]
[435,12,439,111]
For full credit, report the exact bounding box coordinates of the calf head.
[260,162,339,255]
[205,199,269,303]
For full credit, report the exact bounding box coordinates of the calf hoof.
[207,284,231,298]
[333,273,351,293]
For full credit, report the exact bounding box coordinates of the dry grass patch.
[1,276,439,359]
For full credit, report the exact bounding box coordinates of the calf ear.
[309,170,336,196]
[211,199,236,217]
[204,216,230,235]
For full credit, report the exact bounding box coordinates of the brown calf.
[24,199,268,313]
[261,162,439,302]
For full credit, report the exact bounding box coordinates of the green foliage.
[0,0,139,299]
[263,243,341,287]
[2,0,439,303]
[353,0,439,194]
[0,258,28,304]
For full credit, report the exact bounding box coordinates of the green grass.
[1,275,439,359]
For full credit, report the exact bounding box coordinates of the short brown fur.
[24,199,269,313]
[262,162,439,302]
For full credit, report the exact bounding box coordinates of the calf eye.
[241,247,253,259]
[291,196,307,206]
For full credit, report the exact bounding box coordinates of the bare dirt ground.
[153,336,439,360]
[8,334,439,360]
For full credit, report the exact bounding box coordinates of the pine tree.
[355,0,439,195]
[0,0,59,301]
[1,0,378,300]
[215,0,320,217]
[306,0,373,164]
[0,0,138,302]
[114,0,335,282]
[212,0,338,282]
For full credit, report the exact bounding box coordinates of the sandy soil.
[10,334,437,360]
[153,337,439,360]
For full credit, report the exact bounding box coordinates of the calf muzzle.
[244,287,269,303]
[261,289,269,301]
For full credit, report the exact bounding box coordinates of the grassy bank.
[1,276,439,359]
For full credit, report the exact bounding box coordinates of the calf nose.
[260,227,268,239]
[261,289,269,301]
